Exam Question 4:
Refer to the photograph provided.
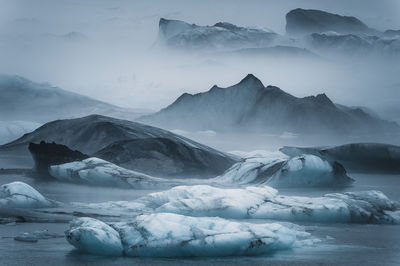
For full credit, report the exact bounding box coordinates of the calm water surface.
[0,173,399,266]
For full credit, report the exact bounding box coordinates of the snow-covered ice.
[0,181,56,208]
[65,213,312,257]
[216,154,354,187]
[66,217,123,256]
[49,157,169,188]
[81,185,400,224]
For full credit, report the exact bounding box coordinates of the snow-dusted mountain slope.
[157,18,282,51]
[0,121,41,145]
[0,74,148,123]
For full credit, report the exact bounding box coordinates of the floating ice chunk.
[228,149,288,160]
[65,217,123,256]
[0,181,55,208]
[66,213,311,257]
[84,185,400,224]
[14,230,63,242]
[216,154,353,187]
[49,157,167,188]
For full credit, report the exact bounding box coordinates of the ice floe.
[14,230,63,242]
[49,157,170,188]
[0,181,56,208]
[65,213,312,257]
[66,217,123,256]
[215,154,354,187]
[80,185,400,224]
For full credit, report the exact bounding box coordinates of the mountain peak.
[315,93,334,105]
[237,74,264,88]
[303,93,334,106]
[158,18,193,39]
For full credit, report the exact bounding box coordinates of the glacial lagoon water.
[0,173,399,265]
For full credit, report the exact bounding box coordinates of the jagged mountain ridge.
[156,11,400,58]
[157,18,281,51]
[280,143,400,173]
[139,74,400,138]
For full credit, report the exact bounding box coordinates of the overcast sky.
[0,0,399,111]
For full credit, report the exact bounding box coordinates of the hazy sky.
[0,0,399,111]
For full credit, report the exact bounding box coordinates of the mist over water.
[1,1,400,265]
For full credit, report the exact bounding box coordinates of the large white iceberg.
[215,154,354,187]
[0,181,55,208]
[65,213,312,257]
[49,157,171,188]
[81,185,400,224]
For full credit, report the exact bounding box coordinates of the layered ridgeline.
[156,11,400,57]
[284,9,400,57]
[0,115,236,177]
[0,75,148,144]
[0,75,146,123]
[157,18,283,51]
[139,74,400,141]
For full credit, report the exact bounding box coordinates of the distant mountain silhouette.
[0,74,147,123]
[157,18,280,51]
[139,74,400,140]
[285,8,375,36]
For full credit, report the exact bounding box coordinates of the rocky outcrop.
[3,115,236,178]
[157,18,280,51]
[286,8,373,36]
[28,141,89,177]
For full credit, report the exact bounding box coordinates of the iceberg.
[216,154,353,187]
[66,217,123,256]
[0,181,56,208]
[49,157,170,188]
[65,213,312,257]
[14,230,63,242]
[280,143,400,174]
[82,185,400,224]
